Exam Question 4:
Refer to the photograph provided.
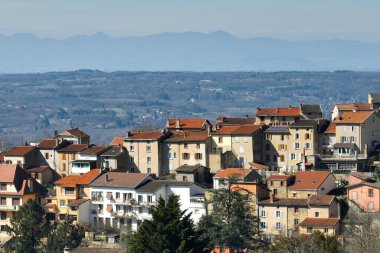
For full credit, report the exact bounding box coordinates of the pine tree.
[126,194,205,253]
[6,199,51,253]
[198,180,262,251]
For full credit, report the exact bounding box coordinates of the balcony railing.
[319,154,366,160]
[0,205,17,211]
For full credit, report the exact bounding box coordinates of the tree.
[43,215,84,253]
[125,194,204,253]
[6,199,51,253]
[269,231,342,253]
[198,179,262,251]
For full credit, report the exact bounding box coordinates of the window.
[291,153,296,160]
[0,184,6,191]
[292,193,297,198]
[295,143,301,150]
[147,196,153,203]
[60,200,66,207]
[280,155,285,162]
[65,187,75,195]
[0,198,6,206]
[45,153,49,159]
[138,207,143,213]
[295,133,300,140]
[116,192,121,199]
[260,222,267,229]
[305,143,311,149]
[351,126,355,132]
[369,189,374,197]
[196,143,201,149]
[61,153,66,160]
[307,227,313,234]
[281,134,285,141]
[0,212,6,220]
[280,181,284,186]
[294,219,299,225]
[324,228,329,234]
[218,137,223,143]
[273,189,278,196]
[260,210,267,217]
[71,154,75,160]
[184,143,188,149]
[294,207,299,213]
[275,222,281,230]
[12,198,20,206]
[239,146,245,154]
[195,153,202,160]
[341,136,347,143]
[146,145,151,153]
[275,211,281,218]
[130,157,134,162]
[315,212,320,217]
[130,145,134,152]
[266,144,270,151]
[305,133,310,140]
[147,168,151,174]
[138,195,143,202]
[182,176,188,182]
[147,157,151,164]
[194,209,200,214]
[349,136,356,143]
[182,153,190,160]
[266,134,272,140]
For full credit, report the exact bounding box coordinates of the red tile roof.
[80,145,110,155]
[37,139,59,149]
[258,198,309,206]
[111,136,124,146]
[57,144,88,153]
[308,195,335,205]
[268,175,291,181]
[164,131,209,142]
[3,146,36,156]
[90,172,151,188]
[57,128,89,138]
[288,171,333,190]
[213,125,262,135]
[322,122,336,134]
[0,164,20,182]
[335,103,372,111]
[27,166,51,174]
[249,162,269,170]
[334,111,374,124]
[299,218,339,227]
[214,168,252,179]
[55,169,102,187]
[126,131,163,140]
[256,107,301,117]
[167,118,207,129]
[217,116,256,125]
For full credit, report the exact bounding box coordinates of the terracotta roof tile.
[214,168,252,179]
[55,169,102,187]
[0,164,19,183]
[213,125,262,135]
[334,111,374,124]
[268,175,291,181]
[217,116,256,125]
[27,166,51,174]
[308,195,334,205]
[125,131,164,140]
[288,171,333,190]
[299,218,339,227]
[322,122,336,134]
[79,145,110,155]
[258,197,309,206]
[57,128,89,138]
[90,172,151,188]
[335,103,372,111]
[256,107,301,117]
[111,136,123,146]
[3,146,36,156]
[164,131,209,142]
[37,139,59,149]
[167,118,207,129]
[57,144,88,153]
[249,162,269,170]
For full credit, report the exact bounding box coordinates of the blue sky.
[1,0,380,41]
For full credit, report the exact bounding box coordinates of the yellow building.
[56,144,88,177]
[262,126,290,173]
[44,169,102,224]
[0,164,46,240]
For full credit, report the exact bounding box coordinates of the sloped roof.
[37,139,59,149]
[164,131,209,142]
[27,166,51,174]
[0,164,20,182]
[299,218,339,227]
[217,116,256,125]
[301,104,322,114]
[3,146,36,156]
[90,172,151,188]
[288,171,333,190]
[57,144,88,153]
[125,131,163,140]
[264,126,290,134]
[175,164,204,173]
[111,136,124,146]
[249,162,269,170]
[308,195,335,206]
[322,122,336,134]
[214,168,252,179]
[335,103,372,111]
[289,120,318,128]
[256,107,301,117]
[268,175,291,181]
[57,128,89,138]
[136,180,194,192]
[213,125,261,135]
[167,118,207,129]
[68,198,89,207]
[55,169,102,187]
[258,198,309,207]
[80,145,110,155]
[101,146,125,157]
[334,111,374,124]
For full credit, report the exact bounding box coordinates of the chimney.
[54,130,58,136]
[27,178,33,192]
[289,105,292,109]
[176,119,180,129]
[126,131,132,137]
[63,246,71,253]
[269,194,274,203]
[105,174,109,183]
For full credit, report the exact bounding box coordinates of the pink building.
[347,180,380,212]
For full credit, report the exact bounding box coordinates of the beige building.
[267,174,294,198]
[124,131,170,176]
[54,128,90,145]
[100,146,129,172]
[56,144,88,177]
[166,118,211,132]
[287,171,336,198]
[3,146,39,169]
[211,125,263,170]
[263,126,290,173]
[162,131,211,174]
[36,139,70,171]
[319,111,380,171]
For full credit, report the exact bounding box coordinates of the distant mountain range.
[1,31,380,72]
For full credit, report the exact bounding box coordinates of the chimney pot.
[269,194,274,203]
[105,174,109,182]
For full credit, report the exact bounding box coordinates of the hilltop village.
[1,93,380,252]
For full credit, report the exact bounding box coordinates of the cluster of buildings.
[1,93,380,244]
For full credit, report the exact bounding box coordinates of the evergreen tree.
[6,199,50,253]
[126,194,205,253]
[198,180,262,251]
[44,215,85,253]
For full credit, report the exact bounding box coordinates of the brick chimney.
[176,119,180,129]
[269,193,274,203]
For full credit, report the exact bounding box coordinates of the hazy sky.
[1,0,380,41]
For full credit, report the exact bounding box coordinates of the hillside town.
[1,93,380,252]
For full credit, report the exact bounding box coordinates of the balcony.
[319,154,366,160]
[91,196,103,203]
[114,198,135,205]
[0,205,17,211]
